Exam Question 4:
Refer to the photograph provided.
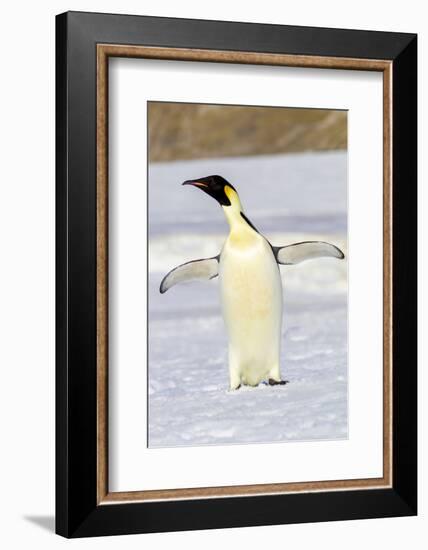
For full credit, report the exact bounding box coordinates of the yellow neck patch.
[222,185,258,245]
[224,185,241,209]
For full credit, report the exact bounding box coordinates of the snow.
[148,151,348,448]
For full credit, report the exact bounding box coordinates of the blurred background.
[148,102,348,449]
[148,102,347,161]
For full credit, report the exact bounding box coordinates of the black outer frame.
[56,11,417,538]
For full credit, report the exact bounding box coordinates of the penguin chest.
[219,235,283,353]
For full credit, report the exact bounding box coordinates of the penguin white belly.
[219,233,283,388]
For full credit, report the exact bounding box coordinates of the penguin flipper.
[273,241,345,265]
[160,256,219,293]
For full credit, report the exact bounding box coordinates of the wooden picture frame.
[56,11,417,538]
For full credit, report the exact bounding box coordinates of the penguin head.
[182,175,237,207]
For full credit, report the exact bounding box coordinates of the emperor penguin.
[160,175,344,390]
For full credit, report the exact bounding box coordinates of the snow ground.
[148,151,348,448]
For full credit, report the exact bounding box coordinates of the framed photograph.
[56,11,417,538]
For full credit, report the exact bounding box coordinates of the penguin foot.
[268,379,289,386]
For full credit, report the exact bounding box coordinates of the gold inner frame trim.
[96,44,393,505]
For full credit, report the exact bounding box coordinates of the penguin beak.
[182,180,209,189]
[182,176,232,207]
[182,179,214,200]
